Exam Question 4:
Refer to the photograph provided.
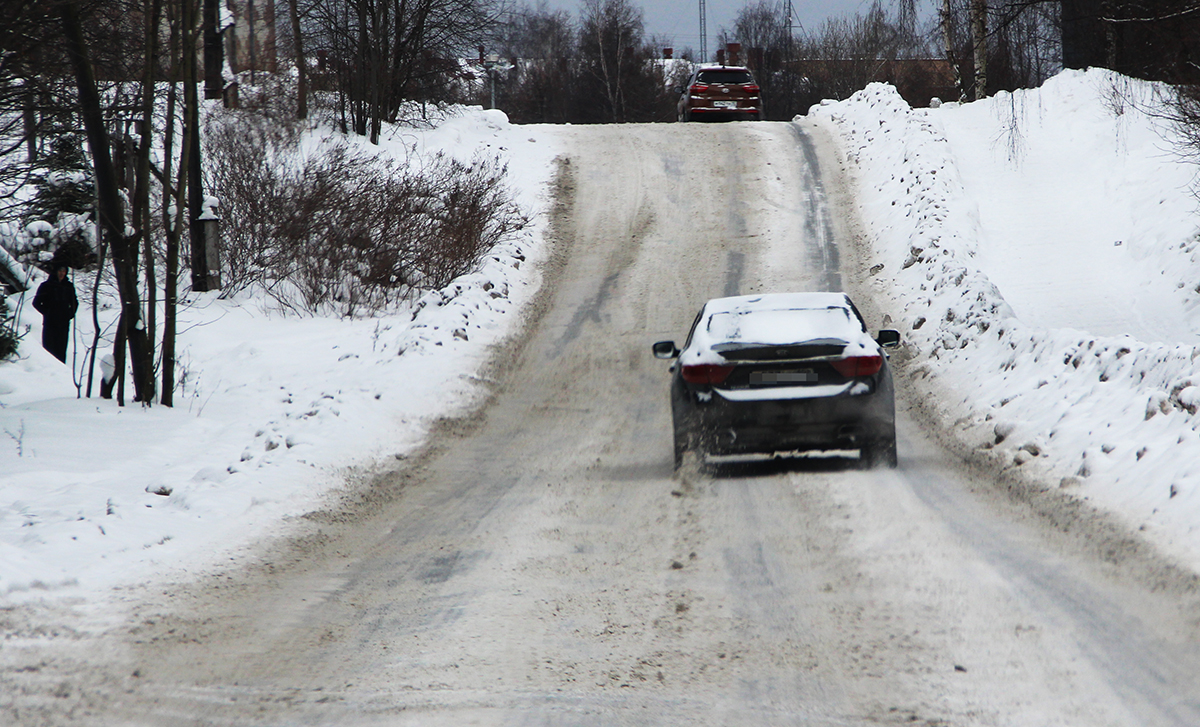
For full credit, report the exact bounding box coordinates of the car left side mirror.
[652,340,679,359]
[876,329,901,348]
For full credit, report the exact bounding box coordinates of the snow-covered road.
[6,120,1200,726]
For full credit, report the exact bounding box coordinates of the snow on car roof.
[703,292,853,316]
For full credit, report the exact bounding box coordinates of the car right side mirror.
[876,329,901,348]
[652,340,679,359]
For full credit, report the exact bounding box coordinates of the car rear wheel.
[861,435,898,469]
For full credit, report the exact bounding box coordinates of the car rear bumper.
[674,376,895,455]
[686,107,761,121]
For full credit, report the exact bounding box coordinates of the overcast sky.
[528,0,927,58]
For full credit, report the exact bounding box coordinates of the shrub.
[0,298,18,360]
[206,107,525,314]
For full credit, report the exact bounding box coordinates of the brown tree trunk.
[85,227,107,398]
[942,0,965,101]
[161,0,186,407]
[186,0,211,293]
[288,0,308,119]
[354,0,369,136]
[136,0,164,384]
[100,315,127,403]
[970,0,988,100]
[61,0,155,405]
[204,0,224,99]
[22,80,36,163]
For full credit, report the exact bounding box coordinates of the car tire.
[861,435,898,469]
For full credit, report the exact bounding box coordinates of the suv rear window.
[696,70,754,85]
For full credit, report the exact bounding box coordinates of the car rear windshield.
[706,307,859,346]
[696,70,754,85]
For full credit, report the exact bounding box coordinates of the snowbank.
[0,107,560,597]
[812,69,1200,567]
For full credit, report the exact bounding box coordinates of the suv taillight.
[681,363,734,385]
[831,355,883,378]
[689,84,709,93]
[743,84,760,93]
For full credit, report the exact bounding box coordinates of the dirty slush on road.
[5,121,1200,727]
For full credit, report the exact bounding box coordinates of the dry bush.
[1167,84,1200,167]
[206,108,524,315]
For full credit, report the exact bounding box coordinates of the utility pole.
[785,0,794,61]
[699,0,707,63]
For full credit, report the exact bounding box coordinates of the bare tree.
[970,0,988,98]
[793,1,924,104]
[305,0,499,143]
[0,0,77,218]
[499,2,578,123]
[60,0,154,404]
[577,0,670,122]
[724,0,796,118]
[936,0,1061,99]
[288,0,310,118]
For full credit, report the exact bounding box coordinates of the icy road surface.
[6,121,1200,726]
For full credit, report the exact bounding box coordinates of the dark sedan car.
[653,293,900,469]
[676,65,763,122]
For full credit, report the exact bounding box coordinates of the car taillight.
[743,84,760,93]
[689,84,709,93]
[681,363,735,385]
[832,355,883,378]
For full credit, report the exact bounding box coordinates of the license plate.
[713,100,738,108]
[750,370,816,385]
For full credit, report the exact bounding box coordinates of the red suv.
[677,65,763,122]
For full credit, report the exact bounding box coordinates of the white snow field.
[0,107,559,597]
[812,68,1200,569]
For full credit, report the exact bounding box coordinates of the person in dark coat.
[32,263,78,363]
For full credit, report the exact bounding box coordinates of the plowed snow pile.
[813,69,1200,567]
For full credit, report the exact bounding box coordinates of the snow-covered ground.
[811,68,1200,569]
[0,107,559,597]
[7,67,1200,610]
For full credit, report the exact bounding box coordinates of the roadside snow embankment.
[0,107,559,597]
[812,70,1200,567]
